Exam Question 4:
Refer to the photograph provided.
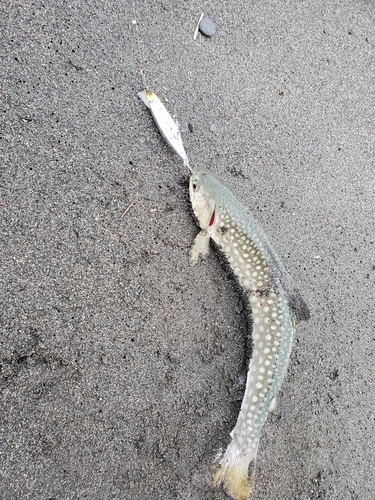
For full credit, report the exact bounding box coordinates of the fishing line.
[131,0,149,91]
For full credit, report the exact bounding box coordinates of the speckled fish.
[189,169,310,500]
[138,90,191,170]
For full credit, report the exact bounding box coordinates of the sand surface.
[1,1,375,499]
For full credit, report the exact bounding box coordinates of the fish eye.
[192,180,199,192]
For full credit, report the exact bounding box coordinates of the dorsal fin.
[283,274,310,324]
[256,230,310,325]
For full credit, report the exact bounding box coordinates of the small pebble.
[199,17,215,37]
[209,124,216,133]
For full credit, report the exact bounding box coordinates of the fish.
[189,169,310,500]
[138,90,191,170]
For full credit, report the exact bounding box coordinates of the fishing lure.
[138,90,191,170]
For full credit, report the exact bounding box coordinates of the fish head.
[189,169,220,230]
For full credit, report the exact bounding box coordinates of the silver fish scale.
[212,197,294,451]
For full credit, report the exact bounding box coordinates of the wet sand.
[1,1,375,499]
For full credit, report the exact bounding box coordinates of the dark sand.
[1,1,374,499]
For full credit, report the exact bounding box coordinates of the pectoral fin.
[190,231,210,263]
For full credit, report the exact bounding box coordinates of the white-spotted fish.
[138,90,191,170]
[189,169,310,500]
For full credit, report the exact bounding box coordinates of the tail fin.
[211,440,258,500]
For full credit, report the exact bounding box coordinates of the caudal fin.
[211,440,258,500]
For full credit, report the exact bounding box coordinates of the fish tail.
[211,440,258,500]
